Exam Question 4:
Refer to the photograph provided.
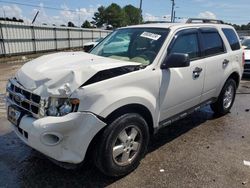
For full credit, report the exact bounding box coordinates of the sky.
[0,0,249,26]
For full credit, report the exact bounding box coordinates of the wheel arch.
[104,103,154,136]
[227,71,240,88]
[84,103,154,165]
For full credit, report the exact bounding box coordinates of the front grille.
[7,78,41,116]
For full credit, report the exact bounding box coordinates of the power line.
[0,0,78,12]
[1,0,249,24]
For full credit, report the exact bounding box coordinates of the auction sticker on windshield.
[140,32,161,40]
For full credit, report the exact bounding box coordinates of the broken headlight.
[47,97,80,116]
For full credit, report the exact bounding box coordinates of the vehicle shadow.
[148,106,214,153]
[12,107,215,188]
[242,74,250,81]
[238,77,250,94]
[10,145,120,187]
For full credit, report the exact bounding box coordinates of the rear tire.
[94,113,149,177]
[210,79,236,116]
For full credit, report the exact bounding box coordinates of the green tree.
[68,21,75,27]
[241,24,248,30]
[123,5,142,25]
[81,20,92,28]
[105,3,126,28]
[233,24,241,30]
[92,6,106,28]
[92,3,127,28]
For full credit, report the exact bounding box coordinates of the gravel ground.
[0,61,250,188]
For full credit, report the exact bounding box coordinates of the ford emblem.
[14,93,26,103]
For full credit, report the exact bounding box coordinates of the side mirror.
[161,53,190,69]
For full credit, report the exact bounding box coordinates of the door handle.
[193,67,203,79]
[223,59,229,67]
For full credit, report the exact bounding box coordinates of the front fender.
[74,86,158,128]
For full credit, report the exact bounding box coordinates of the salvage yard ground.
[0,61,250,188]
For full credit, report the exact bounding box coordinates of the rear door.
[199,28,229,102]
[222,28,243,74]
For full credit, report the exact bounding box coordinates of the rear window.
[222,28,241,51]
[202,32,225,56]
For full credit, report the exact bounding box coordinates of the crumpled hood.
[16,52,139,97]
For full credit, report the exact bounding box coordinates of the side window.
[169,33,200,60]
[202,32,225,56]
[222,28,241,51]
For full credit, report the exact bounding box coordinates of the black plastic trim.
[80,65,140,87]
[157,98,217,132]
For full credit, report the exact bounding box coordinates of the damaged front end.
[6,78,81,119]
[6,77,106,164]
[6,78,47,118]
[5,52,143,164]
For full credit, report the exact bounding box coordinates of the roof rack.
[186,18,224,24]
[144,21,172,24]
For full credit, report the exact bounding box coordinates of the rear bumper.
[11,112,106,164]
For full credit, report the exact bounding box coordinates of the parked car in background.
[239,36,250,42]
[242,38,250,75]
[83,38,103,52]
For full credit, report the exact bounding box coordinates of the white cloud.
[193,0,207,2]
[162,15,171,22]
[58,5,97,26]
[198,11,216,19]
[0,5,22,19]
[0,4,32,23]
[144,13,159,21]
[144,13,171,22]
[31,3,53,24]
[1,3,98,26]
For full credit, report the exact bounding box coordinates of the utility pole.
[170,0,175,23]
[139,0,143,24]
[3,9,6,20]
[173,10,176,23]
[32,11,39,24]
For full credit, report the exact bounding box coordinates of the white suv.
[6,18,244,176]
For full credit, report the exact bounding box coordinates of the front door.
[159,29,205,121]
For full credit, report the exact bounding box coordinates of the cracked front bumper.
[10,112,106,164]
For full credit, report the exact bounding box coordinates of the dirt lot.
[0,62,250,188]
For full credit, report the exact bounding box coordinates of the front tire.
[210,78,236,116]
[94,113,149,177]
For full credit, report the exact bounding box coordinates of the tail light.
[242,51,245,66]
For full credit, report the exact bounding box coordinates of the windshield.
[242,39,250,49]
[96,38,103,42]
[91,28,169,66]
